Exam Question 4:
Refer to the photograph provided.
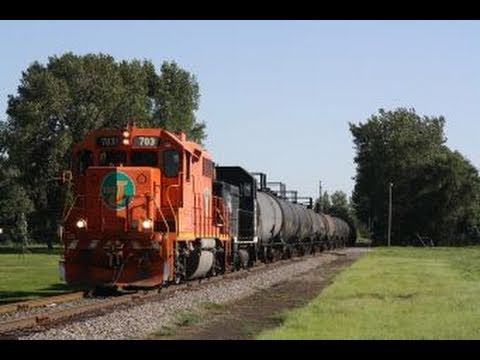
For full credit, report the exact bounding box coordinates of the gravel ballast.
[21,251,352,340]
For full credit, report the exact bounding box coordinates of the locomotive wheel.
[267,247,274,263]
[83,288,95,298]
[174,273,183,285]
[238,249,250,269]
[305,244,312,255]
[174,252,187,284]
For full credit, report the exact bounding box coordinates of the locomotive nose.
[82,166,160,232]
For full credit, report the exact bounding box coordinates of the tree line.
[350,108,480,246]
[0,53,204,247]
[315,108,480,247]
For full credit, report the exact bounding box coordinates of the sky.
[0,20,479,199]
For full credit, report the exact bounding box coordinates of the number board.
[133,136,160,147]
[97,137,120,147]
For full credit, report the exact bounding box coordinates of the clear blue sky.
[1,20,479,199]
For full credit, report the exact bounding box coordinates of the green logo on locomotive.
[100,171,136,210]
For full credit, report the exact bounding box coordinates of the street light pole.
[388,182,393,247]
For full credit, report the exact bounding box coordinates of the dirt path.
[152,247,368,340]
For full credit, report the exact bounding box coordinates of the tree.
[1,53,206,244]
[153,61,206,143]
[316,191,332,213]
[406,148,480,245]
[328,191,351,222]
[330,191,349,211]
[350,108,480,246]
[0,165,34,245]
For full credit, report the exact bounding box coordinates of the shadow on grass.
[0,283,84,304]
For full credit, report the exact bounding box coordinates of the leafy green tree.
[1,53,206,245]
[330,191,349,211]
[318,191,331,213]
[407,148,480,245]
[153,61,206,143]
[328,191,351,221]
[350,108,480,246]
[0,166,34,245]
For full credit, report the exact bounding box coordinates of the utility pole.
[387,182,393,247]
[318,180,322,212]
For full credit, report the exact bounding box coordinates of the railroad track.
[0,292,85,315]
[0,250,346,337]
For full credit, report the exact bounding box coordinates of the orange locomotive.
[61,123,232,288]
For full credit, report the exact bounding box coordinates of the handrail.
[152,196,170,235]
[63,194,81,223]
[166,184,180,236]
[99,197,104,232]
[191,174,197,237]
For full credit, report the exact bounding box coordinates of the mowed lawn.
[258,247,480,340]
[0,251,73,304]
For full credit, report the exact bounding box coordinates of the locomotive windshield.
[131,151,157,166]
[77,150,93,175]
[99,151,126,166]
[163,150,180,177]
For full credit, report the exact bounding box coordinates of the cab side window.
[78,150,93,175]
[163,150,180,178]
[185,152,191,181]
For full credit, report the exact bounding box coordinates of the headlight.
[76,219,87,229]
[142,219,153,229]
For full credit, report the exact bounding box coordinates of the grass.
[153,303,225,338]
[258,246,480,340]
[154,326,176,337]
[175,311,202,327]
[0,251,75,304]
[201,301,226,313]
[0,245,62,255]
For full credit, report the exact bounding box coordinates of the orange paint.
[62,123,231,288]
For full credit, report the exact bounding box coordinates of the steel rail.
[0,292,85,316]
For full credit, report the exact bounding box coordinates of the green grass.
[201,301,226,313]
[153,326,176,337]
[0,245,62,254]
[0,252,74,304]
[258,246,480,340]
[175,311,202,327]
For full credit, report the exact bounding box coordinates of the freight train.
[59,123,355,289]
